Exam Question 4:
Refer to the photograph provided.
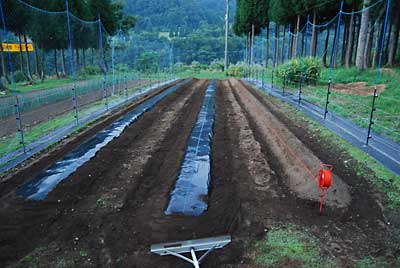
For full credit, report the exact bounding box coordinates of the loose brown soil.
[331,82,385,96]
[0,78,397,268]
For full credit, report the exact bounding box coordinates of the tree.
[120,15,137,34]
[387,3,400,66]
[345,2,356,68]
[2,0,31,81]
[234,0,269,38]
[356,0,371,69]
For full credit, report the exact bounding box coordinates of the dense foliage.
[0,0,135,86]
[124,0,236,33]
[125,0,245,66]
[277,57,322,84]
[233,0,400,69]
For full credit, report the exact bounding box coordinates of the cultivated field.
[0,79,397,267]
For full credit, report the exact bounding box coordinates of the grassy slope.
[266,67,400,143]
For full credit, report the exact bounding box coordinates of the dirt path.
[230,79,351,208]
[232,80,395,264]
[0,78,397,268]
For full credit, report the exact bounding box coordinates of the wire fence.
[243,0,399,145]
[0,0,176,169]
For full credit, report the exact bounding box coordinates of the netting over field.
[245,0,399,145]
[0,0,175,167]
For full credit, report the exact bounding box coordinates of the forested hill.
[124,0,236,32]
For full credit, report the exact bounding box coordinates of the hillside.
[124,0,236,32]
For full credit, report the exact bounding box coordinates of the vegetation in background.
[253,60,399,143]
[0,0,136,92]
[277,57,322,84]
[233,0,400,69]
[124,0,236,33]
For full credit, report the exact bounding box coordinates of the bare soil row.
[0,79,396,268]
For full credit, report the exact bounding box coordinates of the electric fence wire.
[341,0,385,15]
[308,13,339,28]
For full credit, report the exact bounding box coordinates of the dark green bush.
[82,65,102,76]
[277,57,322,85]
[190,61,201,73]
[227,62,247,77]
[14,70,26,83]
[209,60,224,72]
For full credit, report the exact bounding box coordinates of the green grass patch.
[253,225,399,268]
[0,113,76,158]
[2,71,144,97]
[3,75,102,96]
[263,66,400,143]
[255,225,335,268]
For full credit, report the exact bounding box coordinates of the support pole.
[224,0,229,73]
[325,1,344,119]
[124,74,128,101]
[103,77,108,110]
[251,24,255,81]
[367,0,391,145]
[262,67,265,86]
[98,14,108,111]
[287,24,291,62]
[111,41,115,95]
[272,69,274,89]
[0,0,26,153]
[271,25,275,89]
[190,249,201,268]
[65,0,79,126]
[170,42,174,80]
[299,15,310,105]
[282,76,286,96]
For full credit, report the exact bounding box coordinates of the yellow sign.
[1,43,34,52]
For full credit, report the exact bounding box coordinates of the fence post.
[65,0,79,126]
[111,41,115,95]
[98,14,108,111]
[169,43,173,80]
[287,24,291,62]
[282,76,286,96]
[0,0,26,153]
[271,69,274,89]
[124,73,128,101]
[271,24,275,89]
[366,90,378,145]
[367,0,391,145]
[325,1,343,119]
[262,68,265,86]
[299,15,310,105]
